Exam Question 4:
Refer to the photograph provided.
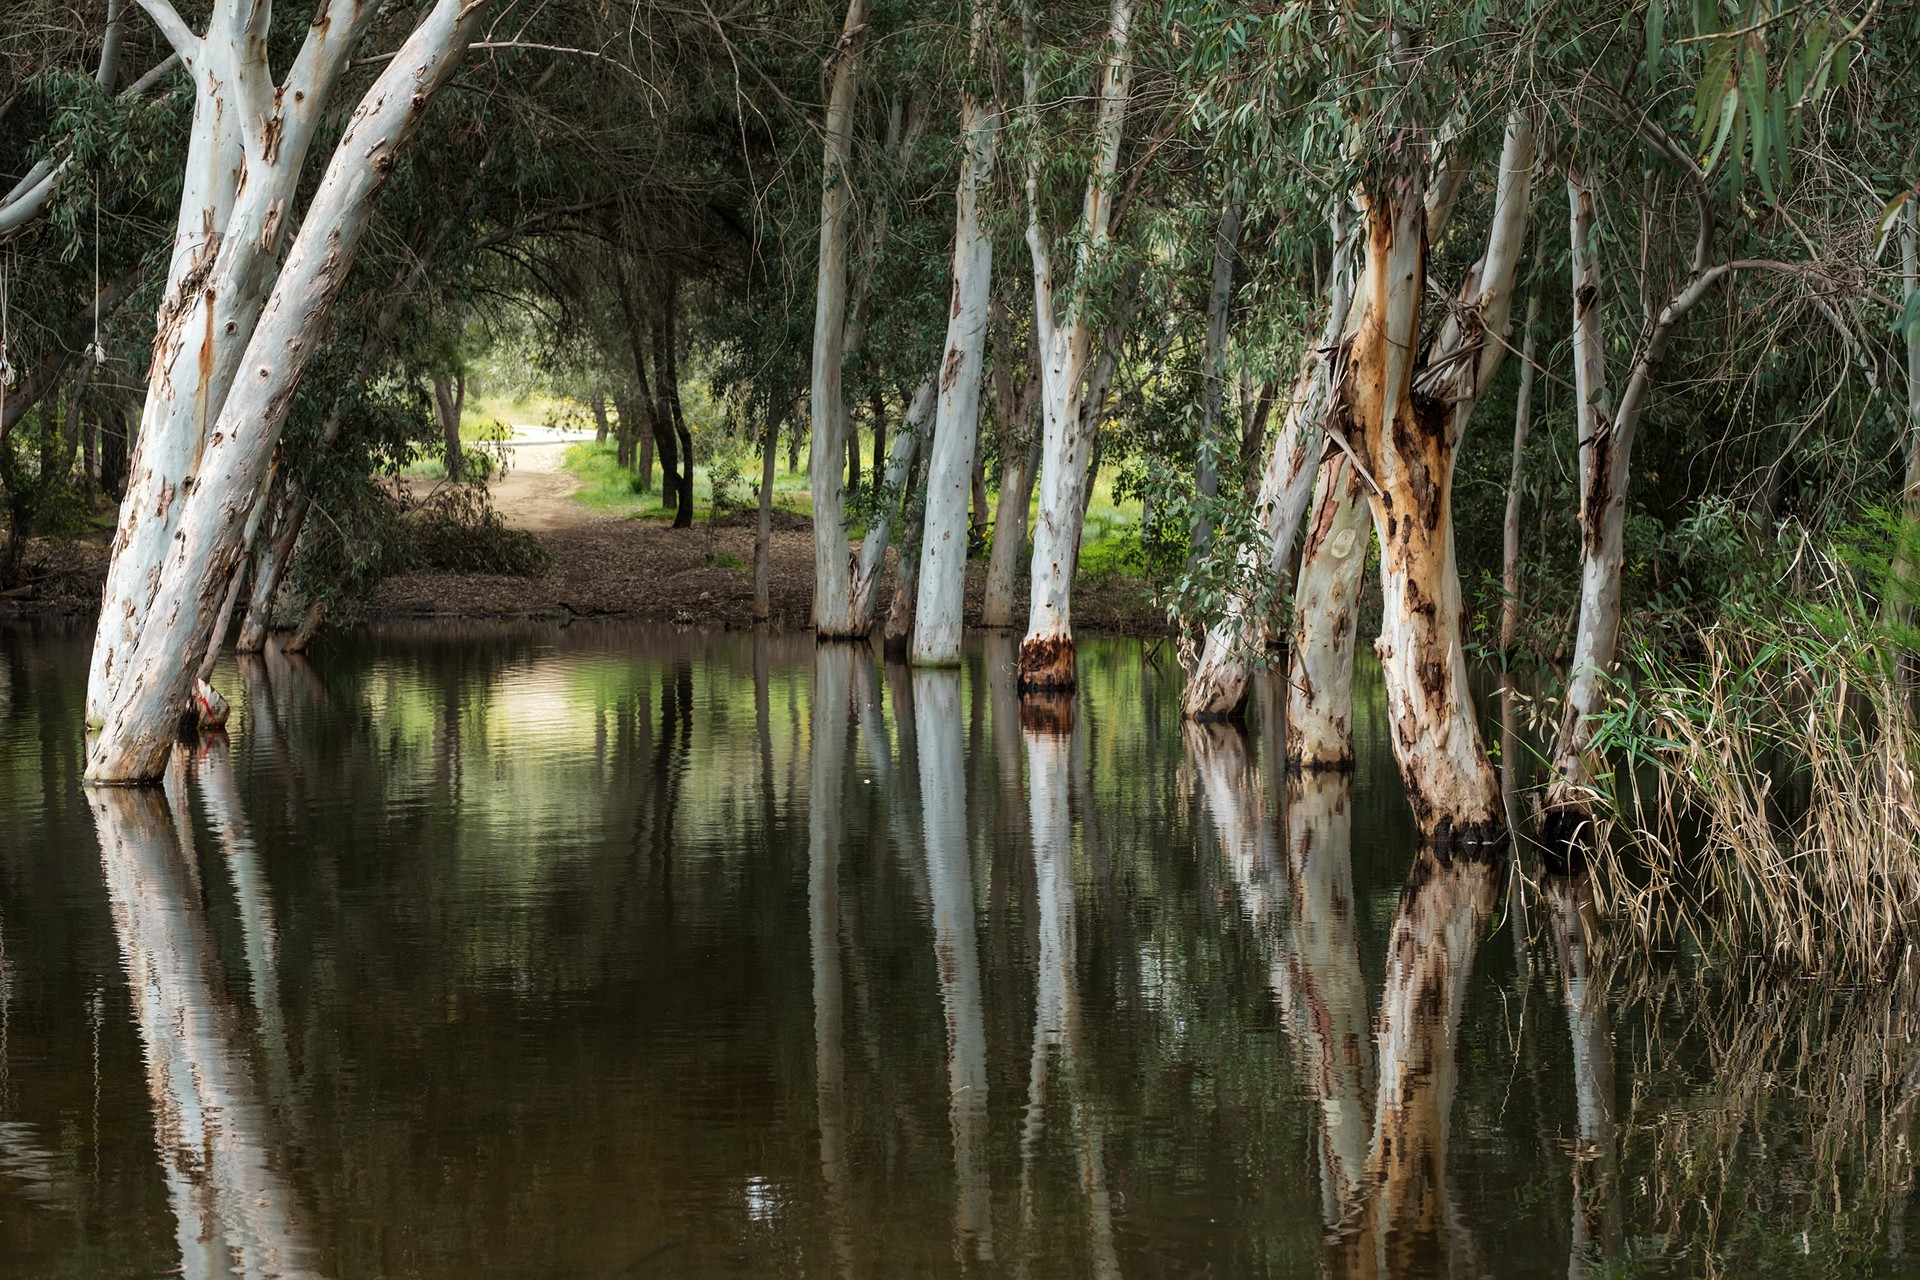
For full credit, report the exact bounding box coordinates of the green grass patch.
[562,440,813,523]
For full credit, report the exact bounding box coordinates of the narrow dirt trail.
[486,427,597,532]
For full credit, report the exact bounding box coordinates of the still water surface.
[1,619,1917,1277]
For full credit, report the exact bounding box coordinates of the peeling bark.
[1545,154,1738,843]
[1342,115,1533,846]
[87,0,392,728]
[1284,455,1370,768]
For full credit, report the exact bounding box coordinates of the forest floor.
[1,428,1170,636]
[371,428,1170,635]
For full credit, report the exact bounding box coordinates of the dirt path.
[486,426,596,532]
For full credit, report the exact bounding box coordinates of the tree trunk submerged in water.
[809,0,868,638]
[1016,0,1132,694]
[1337,116,1531,847]
[914,86,1000,667]
[84,0,397,729]
[84,0,492,783]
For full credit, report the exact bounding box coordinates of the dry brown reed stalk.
[1593,546,1920,976]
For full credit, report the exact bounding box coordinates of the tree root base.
[1016,634,1076,693]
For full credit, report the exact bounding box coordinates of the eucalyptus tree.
[1014,0,1137,693]
[911,4,1000,667]
[85,0,489,782]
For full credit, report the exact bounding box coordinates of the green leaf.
[1646,0,1666,68]
[1702,86,1739,172]
[1877,188,1915,241]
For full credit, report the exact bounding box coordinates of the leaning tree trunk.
[85,0,396,729]
[808,0,869,637]
[1284,455,1370,768]
[1017,0,1132,693]
[85,0,491,783]
[850,378,934,630]
[1181,203,1356,720]
[1544,154,1733,844]
[914,89,1000,666]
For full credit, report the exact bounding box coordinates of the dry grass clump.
[1595,544,1920,976]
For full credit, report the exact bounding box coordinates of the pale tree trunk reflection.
[1188,720,1374,1222]
[808,645,857,1275]
[1332,844,1502,1278]
[914,669,994,1262]
[90,776,321,1279]
[1019,713,1121,1280]
[1544,871,1621,1275]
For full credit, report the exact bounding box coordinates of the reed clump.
[1593,522,1920,976]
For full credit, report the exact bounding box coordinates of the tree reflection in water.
[90,760,320,1279]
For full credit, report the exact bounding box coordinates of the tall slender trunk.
[100,399,129,499]
[433,371,465,482]
[969,446,989,551]
[1284,455,1370,767]
[84,0,492,782]
[237,483,307,652]
[660,282,694,528]
[851,379,934,630]
[1500,288,1540,658]
[756,408,780,623]
[915,87,1000,666]
[1182,203,1357,719]
[983,441,1037,628]
[1545,153,1734,839]
[883,449,926,661]
[1016,0,1133,693]
[591,390,609,445]
[809,0,869,637]
[1191,183,1242,563]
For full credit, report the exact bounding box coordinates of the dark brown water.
[0,618,1917,1278]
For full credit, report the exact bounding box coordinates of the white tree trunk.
[1545,156,1736,837]
[915,669,994,1261]
[850,378,933,628]
[1181,203,1357,719]
[87,0,388,726]
[86,0,490,782]
[1284,455,1370,767]
[1499,289,1540,655]
[1016,0,1132,693]
[914,92,1000,666]
[808,0,869,638]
